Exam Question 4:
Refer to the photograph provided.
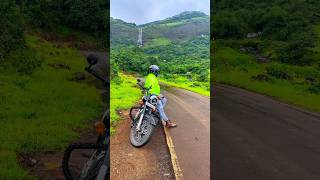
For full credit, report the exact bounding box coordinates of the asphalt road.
[213,85,320,180]
[163,87,210,180]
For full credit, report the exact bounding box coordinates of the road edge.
[216,84,320,119]
[163,127,183,180]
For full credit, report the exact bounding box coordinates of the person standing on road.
[145,65,177,128]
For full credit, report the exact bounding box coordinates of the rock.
[252,74,270,81]
[48,63,71,70]
[71,72,86,81]
[240,67,249,72]
[256,55,270,63]
[25,157,37,167]
[305,77,316,83]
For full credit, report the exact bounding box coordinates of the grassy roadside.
[214,46,320,113]
[159,78,210,97]
[110,73,141,133]
[0,35,102,178]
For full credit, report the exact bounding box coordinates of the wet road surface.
[163,88,210,180]
[213,85,320,180]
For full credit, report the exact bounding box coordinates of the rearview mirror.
[87,54,98,65]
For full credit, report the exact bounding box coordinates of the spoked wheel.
[130,116,155,147]
[62,143,108,180]
[129,106,141,121]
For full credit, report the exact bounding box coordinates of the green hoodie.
[144,73,160,95]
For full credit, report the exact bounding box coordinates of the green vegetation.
[1,0,108,59]
[110,73,141,133]
[0,0,108,178]
[159,77,209,97]
[145,38,171,47]
[213,46,320,112]
[0,35,102,178]
[20,0,109,49]
[111,12,210,97]
[111,11,209,46]
[212,0,320,112]
[0,1,25,61]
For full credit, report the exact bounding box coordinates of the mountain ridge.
[110,11,209,46]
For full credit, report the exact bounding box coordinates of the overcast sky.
[110,0,210,25]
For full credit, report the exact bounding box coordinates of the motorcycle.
[129,79,160,147]
[62,54,109,180]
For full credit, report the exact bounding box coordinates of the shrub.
[6,48,42,75]
[266,63,293,80]
[0,0,25,60]
[309,83,320,94]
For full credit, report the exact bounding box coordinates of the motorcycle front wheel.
[130,116,155,147]
[62,143,107,180]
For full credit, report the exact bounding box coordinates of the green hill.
[110,11,209,46]
[212,0,320,112]
[111,11,209,93]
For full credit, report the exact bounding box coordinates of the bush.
[266,63,293,80]
[309,83,320,94]
[6,48,42,75]
[0,0,25,60]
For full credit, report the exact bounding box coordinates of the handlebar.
[85,65,109,87]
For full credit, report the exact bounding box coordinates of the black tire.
[62,143,106,180]
[130,116,155,147]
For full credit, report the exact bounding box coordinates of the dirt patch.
[111,110,174,180]
[32,31,100,51]
[19,125,99,179]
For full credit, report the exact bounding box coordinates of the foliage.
[0,0,25,61]
[18,0,108,49]
[212,0,320,66]
[110,73,141,133]
[4,48,42,75]
[0,35,102,178]
[213,45,320,112]
[111,11,209,46]
[111,12,210,97]
[266,63,293,80]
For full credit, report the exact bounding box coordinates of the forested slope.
[212,0,320,111]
